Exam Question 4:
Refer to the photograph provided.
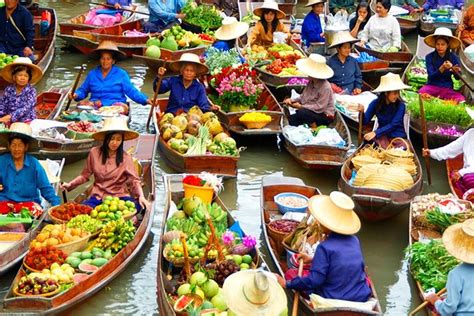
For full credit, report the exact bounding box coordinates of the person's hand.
[60,182,72,191]
[23,47,33,57]
[353,88,362,95]
[358,104,365,112]
[290,102,302,109]
[274,274,286,288]
[296,253,312,264]
[364,131,376,141]
[138,195,150,210]
[283,97,292,105]
[458,24,465,32]
[211,103,221,111]
[452,65,461,73]
[426,293,440,305]
[68,93,78,100]
[412,8,423,13]
[114,3,121,9]
[176,13,186,20]
[453,171,462,182]
[443,60,453,70]
[320,32,325,38]
[158,67,167,77]
[0,184,3,192]
[422,148,431,157]
[0,115,11,123]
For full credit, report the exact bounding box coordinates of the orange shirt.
[461,5,474,45]
[248,22,290,47]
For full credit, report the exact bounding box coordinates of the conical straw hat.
[295,53,334,79]
[253,1,286,20]
[372,72,410,93]
[215,17,249,41]
[442,219,474,264]
[424,27,461,50]
[305,0,326,7]
[0,122,33,148]
[92,117,138,141]
[169,53,209,76]
[1,57,43,85]
[328,31,359,49]
[90,40,127,61]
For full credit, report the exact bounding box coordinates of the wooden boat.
[2,133,156,314]
[35,89,67,120]
[369,0,420,34]
[420,12,459,35]
[281,111,352,169]
[153,99,239,177]
[157,174,265,315]
[260,176,383,315]
[0,6,56,91]
[459,47,474,102]
[447,154,464,199]
[238,0,296,20]
[354,42,413,68]
[58,5,137,36]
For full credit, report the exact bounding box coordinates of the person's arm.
[35,159,61,206]
[149,0,177,21]
[434,269,462,315]
[391,18,402,49]
[124,155,145,199]
[67,150,95,190]
[10,88,36,122]
[286,246,329,291]
[406,0,421,8]
[74,72,92,101]
[359,19,370,43]
[23,10,35,50]
[154,76,172,94]
[423,0,434,11]
[302,14,325,43]
[430,133,465,161]
[451,53,461,78]
[248,23,262,45]
[121,71,148,105]
[362,98,377,125]
[177,0,187,11]
[425,53,445,82]
[196,83,210,111]
[374,102,405,137]
[349,18,362,38]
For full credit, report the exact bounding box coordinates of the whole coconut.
[213,132,229,143]
[205,118,224,136]
[171,115,188,132]
[187,113,201,123]
[188,105,204,117]
[201,112,217,124]
[159,122,171,134]
[187,120,202,136]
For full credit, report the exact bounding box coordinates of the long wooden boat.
[35,89,67,120]
[354,42,413,68]
[157,174,265,315]
[447,154,464,199]
[459,47,474,102]
[420,12,459,35]
[281,111,352,169]
[58,5,137,36]
[2,133,156,314]
[369,0,420,34]
[260,176,383,315]
[154,99,239,177]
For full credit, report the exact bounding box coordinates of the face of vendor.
[99,52,115,71]
[312,3,324,15]
[435,38,449,56]
[385,91,400,103]
[9,139,28,160]
[337,43,351,58]
[13,70,30,88]
[107,133,123,153]
[5,0,19,11]
[181,64,197,82]
[375,2,388,17]
[264,10,276,23]
[357,7,368,20]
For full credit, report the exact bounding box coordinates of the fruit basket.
[163,247,200,267]
[13,284,61,297]
[239,120,271,129]
[48,203,93,224]
[55,233,91,255]
[22,259,43,273]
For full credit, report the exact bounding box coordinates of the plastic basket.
[273,192,309,214]
[183,183,214,204]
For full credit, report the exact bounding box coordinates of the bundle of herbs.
[182,0,223,31]
[426,207,474,232]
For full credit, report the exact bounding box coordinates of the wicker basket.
[23,259,43,273]
[351,155,382,170]
[240,120,271,129]
[163,248,200,267]
[13,284,61,297]
[48,204,93,224]
[385,138,414,159]
[55,234,91,255]
[266,222,295,256]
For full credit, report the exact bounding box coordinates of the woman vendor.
[283,54,335,127]
[248,1,290,47]
[426,219,474,313]
[327,31,362,95]
[60,117,149,210]
[360,0,401,52]
[155,53,218,114]
[69,41,155,111]
[301,0,325,47]
[419,27,465,103]
[213,16,249,52]
[0,57,43,124]
[458,4,474,46]
[0,123,60,214]
[349,1,371,39]
[358,73,409,145]
[274,192,372,303]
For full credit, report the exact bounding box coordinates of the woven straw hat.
[373,72,410,93]
[0,122,33,148]
[92,117,138,141]
[169,53,209,76]
[253,1,286,20]
[215,17,249,41]
[308,191,361,235]
[1,57,43,85]
[305,0,326,7]
[90,40,127,61]
[328,31,359,49]
[296,53,334,79]
[424,27,461,50]
[442,219,474,264]
[223,270,287,316]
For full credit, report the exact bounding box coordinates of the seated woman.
[327,31,362,95]
[358,73,409,147]
[0,57,43,124]
[248,1,290,47]
[349,2,371,39]
[155,53,218,114]
[213,17,249,51]
[301,0,326,47]
[275,192,372,303]
[418,28,464,103]
[61,117,148,210]
[283,54,335,127]
[0,123,60,214]
[360,0,401,52]
[70,41,154,112]
[458,4,474,46]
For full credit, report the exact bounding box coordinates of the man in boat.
[0,0,34,59]
[144,0,186,33]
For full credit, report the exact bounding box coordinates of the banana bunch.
[188,230,211,247]
[167,217,201,236]
[207,203,227,225]
[93,219,136,253]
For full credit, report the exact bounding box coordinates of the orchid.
[242,235,257,249]
[222,231,235,246]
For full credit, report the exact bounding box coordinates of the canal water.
[0,1,456,314]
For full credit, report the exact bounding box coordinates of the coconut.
[187,113,201,122]
[205,118,224,136]
[213,132,229,143]
[162,125,183,141]
[188,105,204,117]
[187,120,202,136]
[201,112,217,124]
[160,113,174,125]
[183,196,203,216]
[172,115,188,132]
[159,122,171,134]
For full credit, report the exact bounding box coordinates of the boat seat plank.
[262,176,305,187]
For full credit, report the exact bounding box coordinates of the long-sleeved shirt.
[360,14,401,51]
[327,54,362,92]
[363,97,407,138]
[68,147,144,200]
[0,5,34,55]
[349,17,368,39]
[423,0,463,11]
[74,65,148,106]
[392,0,420,8]
[106,0,132,6]
[430,128,474,176]
[460,5,474,45]
[0,84,36,123]
[148,0,185,27]
[434,263,474,315]
[248,21,289,47]
[286,233,372,302]
[0,153,60,206]
[153,76,210,114]
[425,51,460,89]
[301,12,325,46]
[293,79,335,117]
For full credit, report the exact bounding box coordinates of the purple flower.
[242,235,257,249]
[222,231,235,246]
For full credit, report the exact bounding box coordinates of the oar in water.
[90,2,150,15]
[419,95,432,185]
[65,64,86,111]
[408,288,446,315]
[291,236,307,316]
[146,75,163,133]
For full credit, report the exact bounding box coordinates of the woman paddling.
[248,1,290,47]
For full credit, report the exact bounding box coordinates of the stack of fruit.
[0,53,19,69]
[91,218,136,254]
[65,249,110,272]
[90,196,137,221]
[30,224,89,249]
[49,203,92,222]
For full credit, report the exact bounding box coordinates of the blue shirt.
[154,76,210,114]
[426,51,460,89]
[0,5,34,54]
[435,263,474,315]
[327,54,362,92]
[301,12,325,47]
[75,65,148,106]
[148,0,185,27]
[286,233,372,302]
[363,97,407,138]
[0,153,60,206]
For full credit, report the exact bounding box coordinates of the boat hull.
[354,42,413,68]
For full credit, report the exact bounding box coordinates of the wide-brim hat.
[0,122,34,147]
[296,53,334,79]
[373,72,410,93]
[424,27,461,50]
[442,219,474,264]
[223,270,287,316]
[92,117,138,141]
[215,17,249,41]
[308,191,361,235]
[90,40,127,61]
[328,31,359,49]
[253,1,286,20]
[169,53,209,76]
[466,107,474,121]
[1,57,43,85]
[305,0,326,7]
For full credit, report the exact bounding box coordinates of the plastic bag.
[273,31,288,44]
[325,11,349,31]
[283,125,314,145]
[313,128,346,147]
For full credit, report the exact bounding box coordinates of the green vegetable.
[182,0,222,31]
[426,207,474,232]
[205,47,241,75]
[186,126,210,156]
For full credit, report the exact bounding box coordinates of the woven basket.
[351,155,382,170]
[55,234,91,255]
[359,144,385,159]
[48,204,93,224]
[23,259,43,273]
[13,284,61,298]
[163,248,199,267]
[266,221,297,256]
[385,138,413,160]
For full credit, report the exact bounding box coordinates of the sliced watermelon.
[78,262,99,274]
[173,295,194,312]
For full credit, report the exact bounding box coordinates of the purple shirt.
[0,84,36,122]
[423,0,463,11]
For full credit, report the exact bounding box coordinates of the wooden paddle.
[291,236,307,316]
[419,95,432,185]
[452,67,474,91]
[60,183,68,203]
[90,2,150,15]
[146,75,163,133]
[65,64,86,111]
[358,109,364,145]
[408,288,447,315]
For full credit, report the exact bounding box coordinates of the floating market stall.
[420,8,461,35]
[354,42,413,69]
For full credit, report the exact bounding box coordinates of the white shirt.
[430,128,474,176]
[360,14,401,51]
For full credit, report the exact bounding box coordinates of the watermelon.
[78,262,99,274]
[173,295,194,312]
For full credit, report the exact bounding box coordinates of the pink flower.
[242,235,257,249]
[222,231,235,246]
